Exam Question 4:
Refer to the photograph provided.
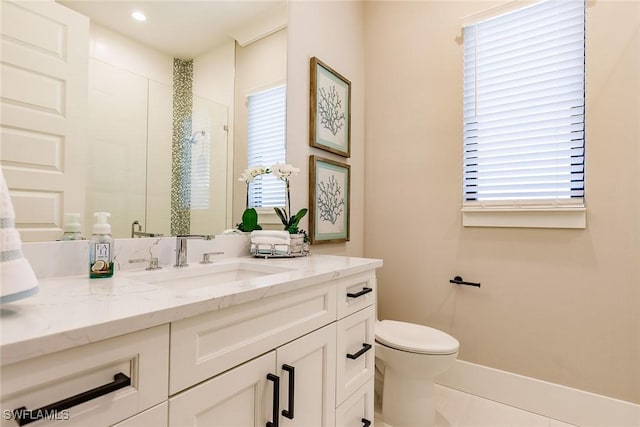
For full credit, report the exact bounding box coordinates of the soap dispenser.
[61,213,84,241]
[89,212,114,278]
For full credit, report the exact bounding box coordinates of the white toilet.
[374,320,459,427]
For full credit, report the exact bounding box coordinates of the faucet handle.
[200,251,225,264]
[129,257,162,271]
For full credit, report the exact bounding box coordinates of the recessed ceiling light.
[131,11,146,22]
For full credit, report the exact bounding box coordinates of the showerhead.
[188,130,207,144]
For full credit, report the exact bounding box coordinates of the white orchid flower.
[250,165,267,177]
[238,165,268,183]
[271,163,300,180]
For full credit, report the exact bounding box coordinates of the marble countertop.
[0,255,382,366]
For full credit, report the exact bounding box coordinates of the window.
[462,0,586,228]
[247,84,286,208]
[189,127,210,210]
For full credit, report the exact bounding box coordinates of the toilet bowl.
[375,320,459,427]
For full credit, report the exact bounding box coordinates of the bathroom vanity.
[0,255,381,427]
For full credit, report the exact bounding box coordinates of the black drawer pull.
[346,343,372,360]
[266,373,280,427]
[362,418,372,427]
[346,287,372,298]
[281,364,295,419]
[12,372,131,426]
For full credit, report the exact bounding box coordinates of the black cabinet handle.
[12,372,131,426]
[266,373,280,427]
[346,343,373,360]
[362,418,372,427]
[346,287,372,298]
[281,364,295,419]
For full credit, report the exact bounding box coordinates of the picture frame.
[309,155,350,244]
[309,57,351,158]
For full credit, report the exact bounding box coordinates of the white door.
[168,351,276,427]
[0,1,89,241]
[277,323,337,427]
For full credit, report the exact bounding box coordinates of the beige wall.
[364,0,639,404]
[287,1,366,256]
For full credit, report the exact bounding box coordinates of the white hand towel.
[0,169,39,303]
[250,230,291,243]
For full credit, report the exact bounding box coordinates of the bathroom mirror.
[42,1,288,240]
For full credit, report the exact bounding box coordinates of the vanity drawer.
[112,402,168,427]
[0,325,169,427]
[169,281,337,394]
[335,378,374,427]
[337,272,376,320]
[336,305,376,405]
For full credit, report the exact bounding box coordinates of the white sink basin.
[125,261,293,291]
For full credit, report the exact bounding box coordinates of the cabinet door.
[169,352,276,427]
[276,324,337,427]
[336,305,376,404]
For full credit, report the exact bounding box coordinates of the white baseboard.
[435,360,640,427]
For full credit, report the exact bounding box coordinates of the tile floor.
[375,384,578,427]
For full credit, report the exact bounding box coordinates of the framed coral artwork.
[309,57,351,157]
[309,155,350,244]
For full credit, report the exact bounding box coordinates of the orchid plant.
[237,164,308,236]
[236,165,267,232]
[270,164,308,236]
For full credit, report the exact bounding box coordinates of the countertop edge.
[1,255,382,366]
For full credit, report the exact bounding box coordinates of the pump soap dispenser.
[89,212,114,278]
[61,213,84,240]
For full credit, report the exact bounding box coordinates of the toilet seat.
[376,320,459,355]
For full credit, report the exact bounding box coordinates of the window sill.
[461,206,586,229]
[255,207,282,226]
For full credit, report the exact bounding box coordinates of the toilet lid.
[375,320,459,355]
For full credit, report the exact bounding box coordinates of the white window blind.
[247,84,286,208]
[463,0,585,205]
[190,130,210,210]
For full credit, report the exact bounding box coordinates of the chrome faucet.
[131,220,164,238]
[131,220,142,238]
[174,235,214,268]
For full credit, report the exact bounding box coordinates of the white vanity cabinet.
[0,259,380,427]
[167,270,377,427]
[169,323,337,426]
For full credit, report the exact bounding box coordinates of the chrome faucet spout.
[174,234,215,268]
[131,220,142,238]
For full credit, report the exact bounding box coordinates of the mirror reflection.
[28,1,286,240]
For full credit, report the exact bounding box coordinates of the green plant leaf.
[237,208,262,232]
[293,208,308,222]
[285,208,308,234]
[273,207,288,226]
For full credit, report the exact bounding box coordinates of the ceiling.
[58,0,286,58]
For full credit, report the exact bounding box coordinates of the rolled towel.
[0,169,39,303]
[250,230,291,242]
